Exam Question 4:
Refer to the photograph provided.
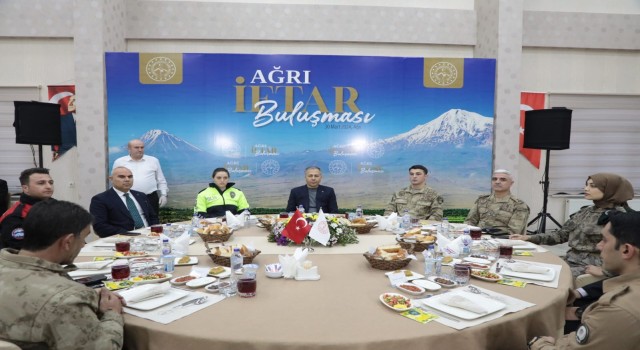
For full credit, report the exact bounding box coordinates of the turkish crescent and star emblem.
[282,209,311,244]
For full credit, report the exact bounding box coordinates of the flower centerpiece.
[267,213,359,247]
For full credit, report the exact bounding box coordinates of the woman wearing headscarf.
[510,173,635,278]
[195,168,250,218]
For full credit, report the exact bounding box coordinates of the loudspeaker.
[523,108,572,150]
[14,101,62,145]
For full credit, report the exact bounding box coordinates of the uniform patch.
[230,192,236,198]
[576,324,590,344]
[11,228,25,240]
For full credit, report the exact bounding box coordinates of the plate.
[130,273,172,284]
[427,276,457,288]
[207,266,231,279]
[174,256,198,266]
[186,277,216,288]
[121,289,189,311]
[500,264,556,282]
[396,283,426,296]
[204,281,222,293]
[513,242,538,250]
[169,275,198,285]
[114,251,148,258]
[463,257,492,265]
[411,279,442,291]
[130,257,158,263]
[379,292,412,312]
[465,262,490,270]
[422,290,506,320]
[384,270,424,281]
[470,270,503,282]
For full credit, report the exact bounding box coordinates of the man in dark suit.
[286,166,338,213]
[90,166,158,237]
[0,179,9,214]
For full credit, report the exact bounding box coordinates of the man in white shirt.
[113,139,168,214]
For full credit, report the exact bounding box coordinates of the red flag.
[282,209,311,244]
[519,92,546,168]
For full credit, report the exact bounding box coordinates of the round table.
[84,224,572,350]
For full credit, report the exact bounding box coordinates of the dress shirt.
[113,155,168,196]
[112,188,149,227]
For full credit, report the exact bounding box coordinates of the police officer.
[196,168,250,218]
[0,168,55,250]
[384,165,443,220]
[465,169,530,235]
[528,211,640,349]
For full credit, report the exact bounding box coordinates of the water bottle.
[424,248,435,277]
[441,217,450,237]
[461,228,472,257]
[190,212,200,237]
[161,238,174,273]
[355,205,364,218]
[229,248,243,295]
[298,204,305,214]
[243,210,251,229]
[401,209,411,230]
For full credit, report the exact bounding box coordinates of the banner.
[106,53,496,209]
[47,85,77,161]
[519,92,546,169]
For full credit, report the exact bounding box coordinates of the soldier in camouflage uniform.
[465,169,530,235]
[511,173,635,278]
[0,200,124,349]
[385,165,444,221]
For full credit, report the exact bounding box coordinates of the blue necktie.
[124,193,145,229]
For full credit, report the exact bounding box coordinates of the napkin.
[441,295,488,314]
[225,211,243,228]
[375,213,399,231]
[506,262,550,274]
[442,235,463,257]
[122,282,171,303]
[72,261,112,270]
[172,231,191,257]
[279,248,310,278]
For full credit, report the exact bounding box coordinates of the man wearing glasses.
[464,169,530,235]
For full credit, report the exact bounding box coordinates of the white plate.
[384,270,424,281]
[114,252,149,259]
[379,292,413,312]
[427,276,457,288]
[463,257,492,265]
[207,266,231,279]
[169,275,198,285]
[174,256,198,266]
[130,274,172,284]
[130,257,158,263]
[395,283,426,296]
[501,264,556,282]
[186,277,216,288]
[411,279,442,291]
[93,242,116,248]
[422,290,506,320]
[513,242,538,250]
[122,289,189,311]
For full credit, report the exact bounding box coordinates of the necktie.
[124,193,145,229]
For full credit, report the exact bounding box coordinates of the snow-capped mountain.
[379,109,493,149]
[139,129,204,155]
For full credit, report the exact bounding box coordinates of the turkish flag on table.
[282,209,311,244]
[520,92,546,169]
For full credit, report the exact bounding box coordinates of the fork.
[465,286,506,302]
[159,296,208,315]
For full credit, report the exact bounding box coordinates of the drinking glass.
[111,259,130,281]
[454,263,470,285]
[238,264,258,298]
[115,239,130,253]
[499,245,513,260]
[470,228,483,240]
[150,224,164,234]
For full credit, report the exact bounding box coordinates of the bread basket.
[396,238,435,252]
[204,242,261,267]
[363,252,412,271]
[198,230,233,243]
[257,217,275,231]
[348,222,377,234]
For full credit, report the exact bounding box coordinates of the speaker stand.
[527,149,563,234]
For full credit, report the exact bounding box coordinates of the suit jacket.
[89,188,159,237]
[286,185,338,213]
[0,179,9,213]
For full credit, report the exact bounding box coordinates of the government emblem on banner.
[423,58,464,88]
[139,53,183,84]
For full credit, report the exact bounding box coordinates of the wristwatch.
[528,336,540,349]
[575,306,585,320]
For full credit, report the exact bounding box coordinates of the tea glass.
[453,263,471,285]
[111,259,130,281]
[499,245,514,260]
[238,264,258,298]
[115,239,130,253]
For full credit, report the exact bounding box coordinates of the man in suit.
[286,166,338,213]
[0,178,9,214]
[90,166,159,237]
